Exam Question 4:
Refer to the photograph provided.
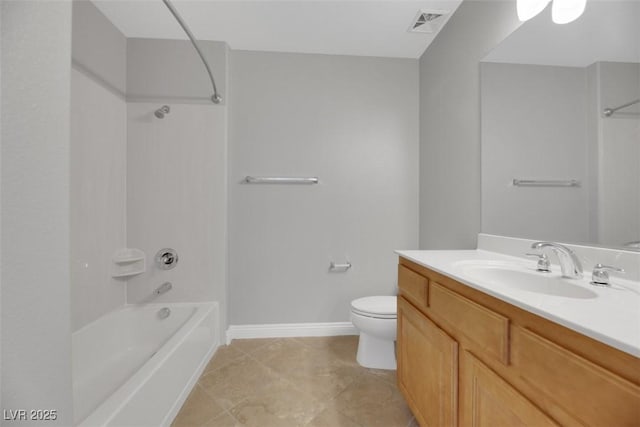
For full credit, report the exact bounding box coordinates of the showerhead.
[154,105,170,119]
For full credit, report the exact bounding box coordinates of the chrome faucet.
[530,242,583,279]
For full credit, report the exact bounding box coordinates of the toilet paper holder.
[329,261,352,272]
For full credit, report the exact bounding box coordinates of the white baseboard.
[225,322,358,345]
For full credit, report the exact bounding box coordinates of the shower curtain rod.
[603,98,639,117]
[162,0,222,104]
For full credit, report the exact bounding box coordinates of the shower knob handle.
[155,248,179,270]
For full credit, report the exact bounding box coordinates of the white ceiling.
[92,0,462,59]
[484,1,640,67]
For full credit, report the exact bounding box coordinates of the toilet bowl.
[350,296,397,370]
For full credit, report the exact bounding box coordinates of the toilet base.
[356,332,396,370]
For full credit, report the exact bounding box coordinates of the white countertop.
[396,249,640,358]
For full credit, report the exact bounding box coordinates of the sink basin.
[454,261,598,299]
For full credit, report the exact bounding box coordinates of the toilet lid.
[351,296,397,319]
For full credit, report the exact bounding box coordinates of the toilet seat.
[350,296,397,319]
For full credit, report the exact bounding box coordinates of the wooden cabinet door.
[511,326,640,426]
[398,297,458,427]
[460,351,558,427]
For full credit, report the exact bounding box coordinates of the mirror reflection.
[480,1,640,250]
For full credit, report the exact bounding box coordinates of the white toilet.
[350,296,397,370]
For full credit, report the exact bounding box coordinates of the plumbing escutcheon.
[155,248,179,270]
[526,252,551,272]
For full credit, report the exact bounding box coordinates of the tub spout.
[155,282,172,295]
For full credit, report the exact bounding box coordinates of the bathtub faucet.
[155,282,173,295]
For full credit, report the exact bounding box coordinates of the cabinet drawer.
[511,326,640,426]
[429,282,510,364]
[398,264,428,309]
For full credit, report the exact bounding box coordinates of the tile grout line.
[197,342,259,379]
[196,363,255,422]
[196,378,258,427]
[320,374,401,427]
[199,405,243,427]
[171,383,226,427]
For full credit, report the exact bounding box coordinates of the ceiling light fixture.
[551,0,587,24]
[516,0,586,24]
[517,0,551,21]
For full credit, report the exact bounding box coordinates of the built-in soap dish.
[112,248,146,278]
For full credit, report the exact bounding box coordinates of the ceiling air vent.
[409,10,448,33]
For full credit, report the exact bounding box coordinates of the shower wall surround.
[70,1,229,337]
[71,1,127,331]
[70,70,127,330]
[229,51,419,326]
[126,102,228,307]
[126,39,229,337]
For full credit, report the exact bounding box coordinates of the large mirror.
[480,1,640,250]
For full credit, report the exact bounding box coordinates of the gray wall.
[481,63,590,242]
[418,1,521,249]
[1,1,74,424]
[229,50,419,325]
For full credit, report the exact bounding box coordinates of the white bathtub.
[73,302,219,427]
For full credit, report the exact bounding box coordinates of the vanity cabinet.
[397,258,640,427]
[398,297,457,427]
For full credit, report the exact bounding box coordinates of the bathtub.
[73,302,219,427]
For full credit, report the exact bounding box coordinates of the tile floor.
[171,336,417,427]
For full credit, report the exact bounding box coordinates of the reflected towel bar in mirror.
[244,176,319,184]
[513,179,580,187]
[603,99,640,117]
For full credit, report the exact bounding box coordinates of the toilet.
[350,296,397,370]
